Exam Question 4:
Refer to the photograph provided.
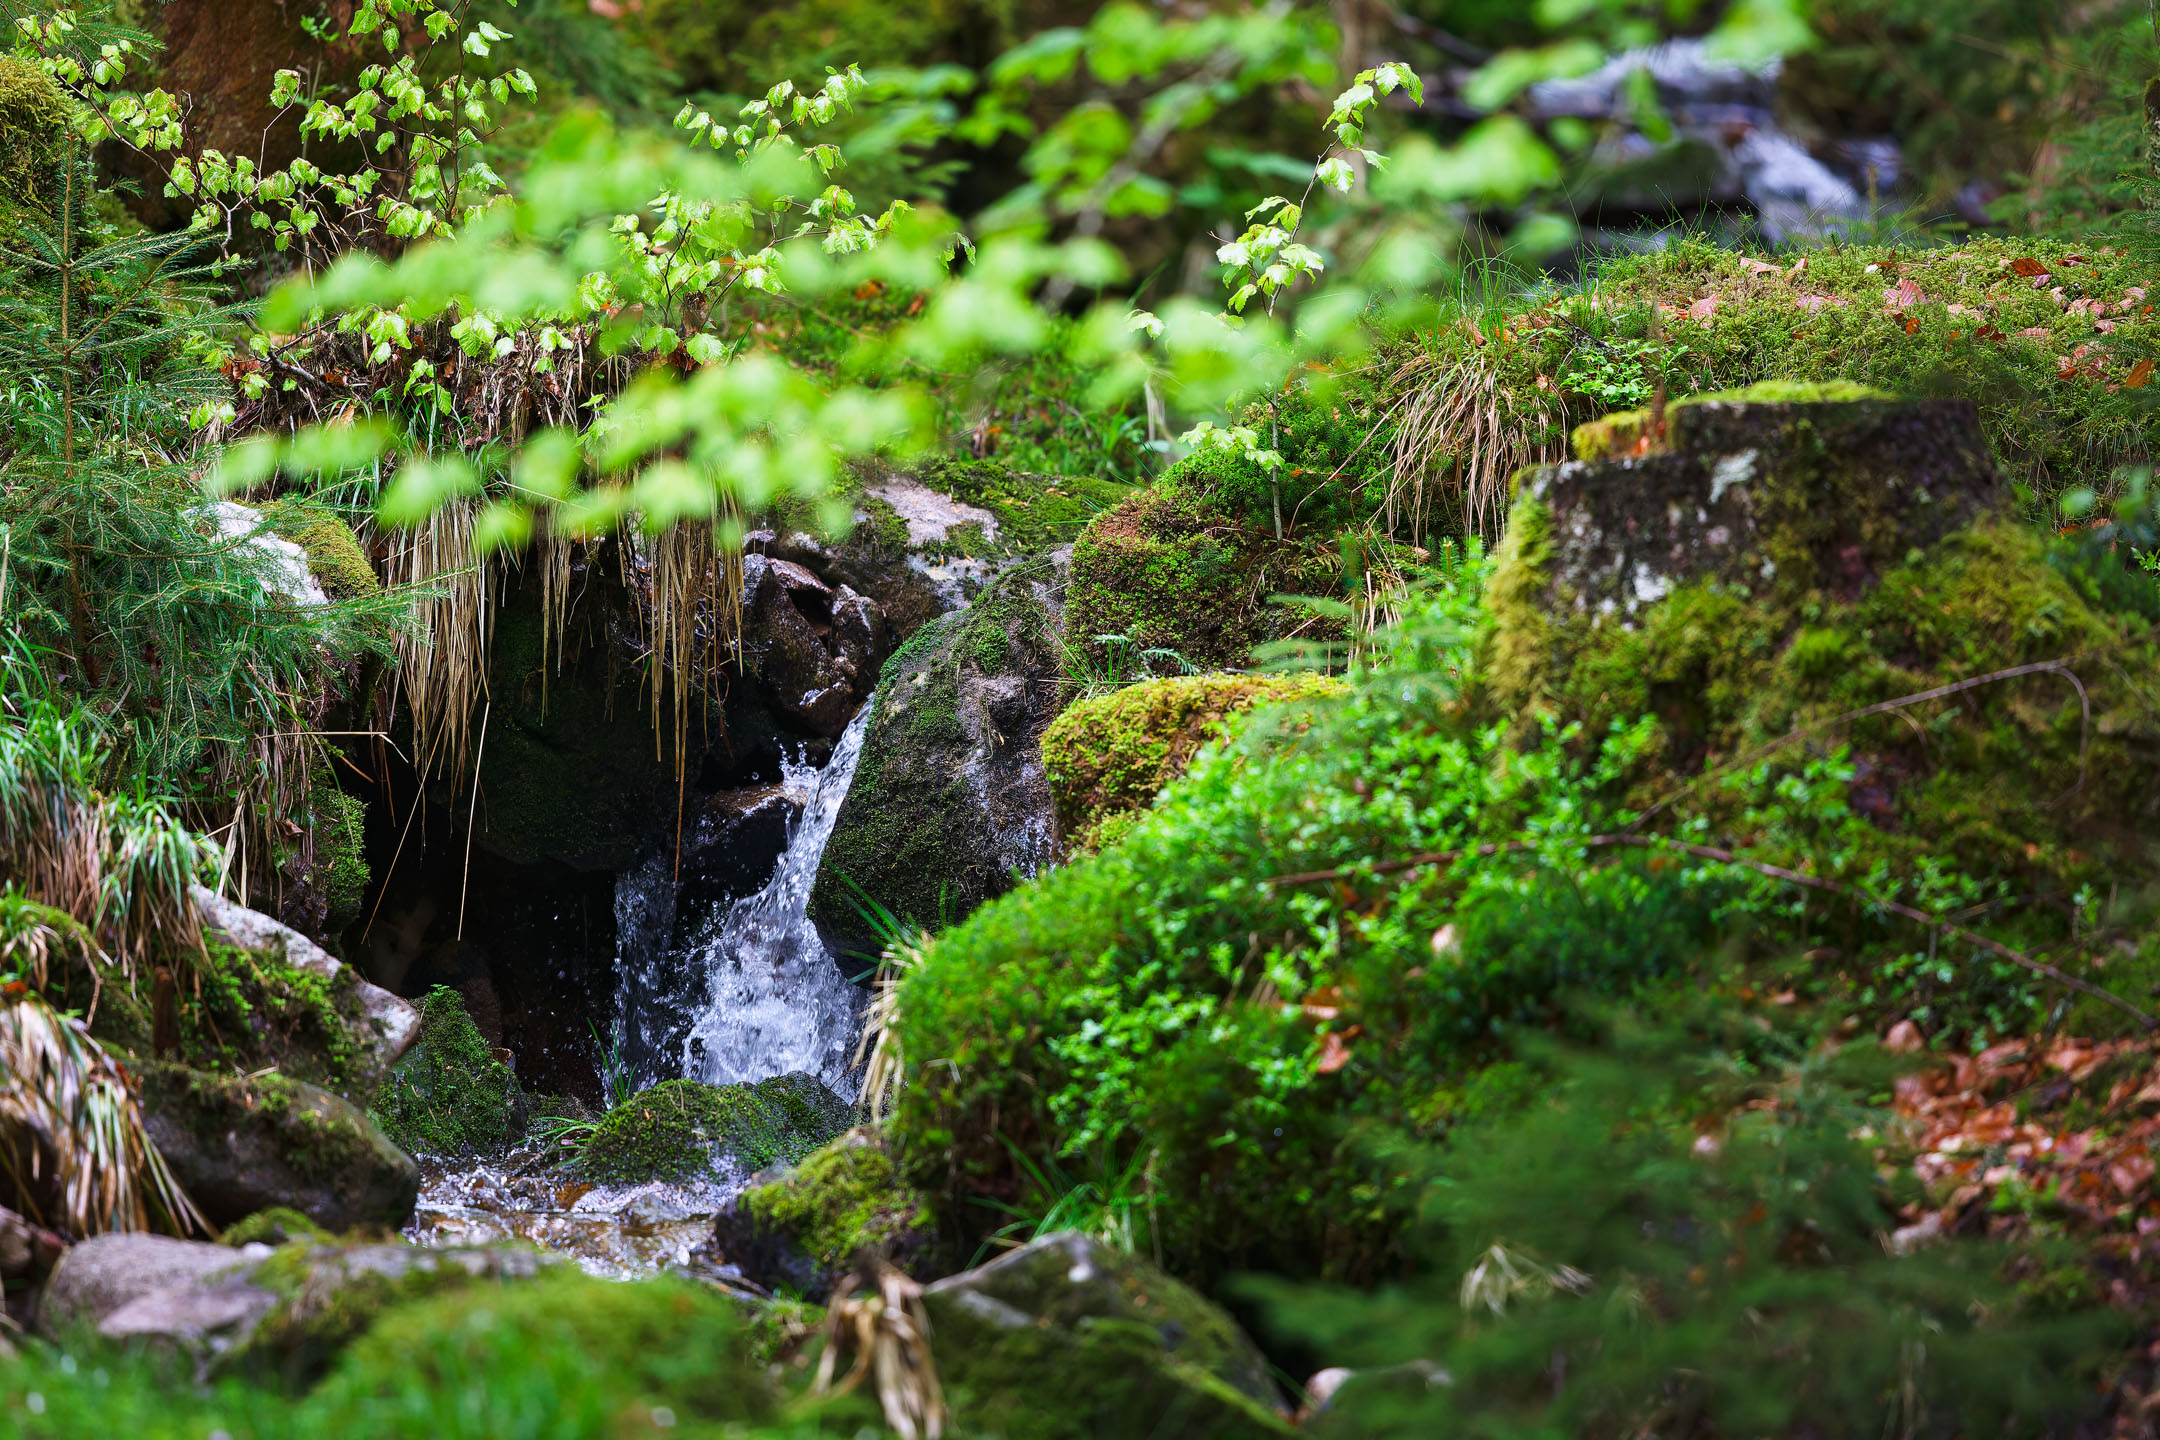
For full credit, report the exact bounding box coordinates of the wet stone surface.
[405,1151,753,1285]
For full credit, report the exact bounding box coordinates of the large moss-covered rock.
[1487,389,2001,721]
[573,1073,851,1185]
[709,1126,936,1298]
[1483,390,2160,1028]
[40,1231,548,1382]
[372,986,516,1159]
[139,1063,419,1232]
[1043,672,1347,849]
[922,1231,1293,1439]
[810,557,1066,934]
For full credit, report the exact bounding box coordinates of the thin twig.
[457,700,490,942]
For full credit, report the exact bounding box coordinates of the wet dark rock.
[741,553,891,738]
[0,1205,67,1329]
[810,556,1064,937]
[139,1062,420,1232]
[921,1231,1292,1438]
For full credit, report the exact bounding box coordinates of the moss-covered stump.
[372,986,516,1158]
[810,557,1065,934]
[1065,481,1341,672]
[139,1062,419,1232]
[573,1073,852,1185]
[1043,673,1347,849]
[709,1126,935,1298]
[922,1231,1293,1439]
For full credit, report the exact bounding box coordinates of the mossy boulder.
[811,556,1066,934]
[709,1126,936,1298]
[1483,391,2160,1029]
[138,1062,420,1232]
[1065,482,1341,672]
[1043,673,1348,848]
[233,1239,548,1385]
[573,1073,852,1185]
[184,886,418,1101]
[258,500,379,601]
[41,1232,552,1384]
[1486,392,2003,722]
[372,986,516,1158]
[922,1231,1293,1439]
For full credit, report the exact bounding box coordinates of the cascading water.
[673,707,871,1096]
[407,706,874,1277]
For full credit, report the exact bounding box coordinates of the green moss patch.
[371,986,515,1158]
[573,1073,851,1185]
[1043,672,1347,846]
[182,938,378,1098]
[735,1127,934,1285]
[304,1266,775,1429]
[908,456,1136,557]
[259,501,379,600]
[0,56,71,208]
[1065,483,1342,672]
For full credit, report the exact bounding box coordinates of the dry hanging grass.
[0,993,205,1238]
[1387,347,1561,544]
[814,1259,947,1440]
[376,498,495,782]
[0,703,206,981]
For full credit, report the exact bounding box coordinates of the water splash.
[673,706,871,1096]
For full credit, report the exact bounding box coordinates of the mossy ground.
[1395,236,2159,513]
[0,56,70,209]
[1043,672,1347,847]
[371,986,515,1158]
[573,1073,850,1185]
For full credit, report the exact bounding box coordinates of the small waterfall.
[670,706,872,1096]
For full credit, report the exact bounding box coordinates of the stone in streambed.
[573,1073,851,1185]
[921,1231,1293,1439]
[139,1062,419,1232]
[708,1126,937,1300]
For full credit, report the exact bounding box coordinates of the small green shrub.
[1267,1006,2121,1438]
